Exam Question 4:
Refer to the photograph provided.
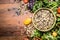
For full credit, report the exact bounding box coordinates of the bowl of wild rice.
[32,8,56,32]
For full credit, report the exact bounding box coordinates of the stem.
[51,5,57,9]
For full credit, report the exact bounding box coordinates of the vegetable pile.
[23,0,60,40]
[29,0,60,40]
[28,0,59,13]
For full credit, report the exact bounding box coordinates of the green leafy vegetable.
[32,1,43,12]
[57,18,60,22]
[56,22,60,28]
[57,0,60,6]
[47,1,58,9]
[57,28,60,35]
[57,36,60,40]
[42,33,57,40]
[30,0,60,40]
[31,0,58,13]
[42,0,49,7]
[31,29,42,37]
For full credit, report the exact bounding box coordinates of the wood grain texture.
[0,1,32,40]
[0,3,20,9]
[0,8,32,35]
[0,0,21,4]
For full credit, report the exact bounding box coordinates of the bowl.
[32,8,56,32]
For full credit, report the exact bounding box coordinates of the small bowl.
[32,8,56,32]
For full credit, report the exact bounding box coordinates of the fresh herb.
[57,28,60,35]
[47,1,58,9]
[31,29,42,37]
[57,36,60,40]
[30,0,58,13]
[56,22,60,28]
[42,0,49,7]
[28,0,60,40]
[32,1,43,12]
[57,18,60,22]
[57,0,60,6]
[42,33,57,40]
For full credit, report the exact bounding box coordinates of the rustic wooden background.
[0,0,32,40]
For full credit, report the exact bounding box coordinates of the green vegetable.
[42,0,49,7]
[56,22,60,28]
[47,1,58,9]
[57,28,60,35]
[42,33,57,40]
[57,36,60,40]
[32,1,43,12]
[30,0,60,40]
[32,0,58,13]
[31,29,42,37]
[57,18,60,22]
[47,1,58,14]
[43,0,49,3]
[57,0,60,6]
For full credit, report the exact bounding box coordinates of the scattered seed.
[8,9,11,11]
[16,11,20,16]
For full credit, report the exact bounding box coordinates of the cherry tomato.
[57,7,60,14]
[23,0,29,4]
[52,32,57,37]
